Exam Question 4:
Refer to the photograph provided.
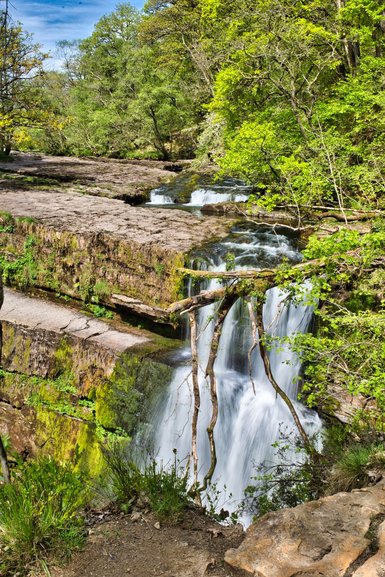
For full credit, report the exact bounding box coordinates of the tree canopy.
[0,3,49,154]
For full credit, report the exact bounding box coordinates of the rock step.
[0,287,148,354]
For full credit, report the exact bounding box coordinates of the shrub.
[142,459,189,523]
[0,457,89,576]
[327,444,385,494]
[102,443,190,523]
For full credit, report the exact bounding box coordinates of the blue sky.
[10,0,145,69]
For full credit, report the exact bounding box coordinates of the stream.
[143,180,322,525]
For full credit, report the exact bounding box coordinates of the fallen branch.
[111,294,166,322]
[201,292,238,491]
[254,299,318,456]
[189,310,201,500]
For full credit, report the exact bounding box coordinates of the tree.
[198,0,385,213]
[0,0,48,154]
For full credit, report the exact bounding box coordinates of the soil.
[50,508,248,577]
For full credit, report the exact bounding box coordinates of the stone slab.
[0,287,148,353]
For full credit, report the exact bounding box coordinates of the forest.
[2,0,385,575]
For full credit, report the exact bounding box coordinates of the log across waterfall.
[148,225,322,524]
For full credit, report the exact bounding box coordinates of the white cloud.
[10,0,144,69]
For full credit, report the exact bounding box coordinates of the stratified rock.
[0,287,173,474]
[0,189,230,311]
[225,484,385,577]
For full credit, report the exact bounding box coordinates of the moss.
[53,337,75,376]
[95,352,173,434]
[34,406,105,478]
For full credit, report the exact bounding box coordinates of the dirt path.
[51,509,247,577]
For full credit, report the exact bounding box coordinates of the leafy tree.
[0,3,48,154]
[198,0,385,211]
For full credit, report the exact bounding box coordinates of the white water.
[147,184,249,206]
[147,189,175,204]
[151,228,322,525]
[185,188,249,206]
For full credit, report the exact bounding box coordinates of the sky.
[8,0,145,69]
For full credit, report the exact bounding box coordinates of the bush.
[0,457,89,576]
[102,443,190,523]
[142,459,189,523]
[327,444,385,494]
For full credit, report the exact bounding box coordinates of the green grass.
[102,444,190,523]
[327,444,385,493]
[0,458,89,576]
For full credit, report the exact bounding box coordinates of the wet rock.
[225,483,385,577]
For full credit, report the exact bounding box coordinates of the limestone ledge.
[0,190,231,309]
[0,287,174,476]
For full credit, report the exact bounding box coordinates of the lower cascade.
[150,226,322,525]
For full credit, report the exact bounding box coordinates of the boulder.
[225,483,385,577]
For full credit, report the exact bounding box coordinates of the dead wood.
[201,292,238,491]
[0,437,10,483]
[253,299,317,456]
[189,310,201,498]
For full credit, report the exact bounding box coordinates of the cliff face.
[0,286,173,476]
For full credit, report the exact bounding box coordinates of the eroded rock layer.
[0,189,229,310]
[0,286,174,475]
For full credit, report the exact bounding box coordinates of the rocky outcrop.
[0,151,187,202]
[0,287,174,475]
[225,483,385,577]
[0,190,230,312]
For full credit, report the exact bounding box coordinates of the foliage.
[0,7,54,154]
[242,433,385,519]
[242,432,321,519]
[102,443,190,523]
[0,458,89,576]
[327,443,385,494]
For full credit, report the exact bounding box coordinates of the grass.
[0,457,89,576]
[102,443,190,523]
[327,444,385,493]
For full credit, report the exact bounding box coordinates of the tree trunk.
[0,437,10,483]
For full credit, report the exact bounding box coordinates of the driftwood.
[189,310,201,497]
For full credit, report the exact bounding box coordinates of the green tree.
[0,2,48,154]
[199,0,385,212]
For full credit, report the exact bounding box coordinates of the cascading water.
[146,176,251,206]
[150,225,322,525]
[185,188,249,206]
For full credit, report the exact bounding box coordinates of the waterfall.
[150,226,322,525]
[147,189,175,204]
[186,188,249,206]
